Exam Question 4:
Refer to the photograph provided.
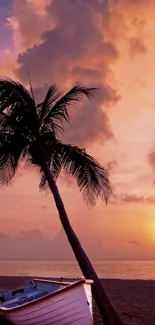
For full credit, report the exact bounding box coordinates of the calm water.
[0,261,155,279]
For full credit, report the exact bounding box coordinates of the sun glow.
[145,220,155,243]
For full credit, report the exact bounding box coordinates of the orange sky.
[1,0,155,260]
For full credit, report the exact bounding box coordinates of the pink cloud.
[0,227,145,261]
[9,0,53,50]
[147,151,155,172]
[13,0,120,148]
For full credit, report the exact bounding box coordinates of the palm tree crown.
[0,78,111,206]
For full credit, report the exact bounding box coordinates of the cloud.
[71,67,102,81]
[0,229,73,261]
[130,240,141,246]
[59,171,74,188]
[0,232,7,239]
[106,160,118,172]
[147,151,155,171]
[13,0,121,147]
[63,85,119,146]
[147,151,155,184]
[111,194,155,204]
[40,205,48,210]
[9,0,53,50]
[0,53,18,78]
[124,239,141,246]
[129,37,147,58]
[16,0,119,84]
[0,228,143,261]
[0,228,114,261]
[121,194,155,204]
[9,0,152,149]
[33,83,51,103]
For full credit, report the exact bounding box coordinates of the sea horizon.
[1,260,155,280]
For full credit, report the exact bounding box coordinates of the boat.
[0,278,94,325]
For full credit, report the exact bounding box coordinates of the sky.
[1,0,155,260]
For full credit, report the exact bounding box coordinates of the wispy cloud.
[111,194,155,204]
[124,239,141,246]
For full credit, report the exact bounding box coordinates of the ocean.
[0,260,155,279]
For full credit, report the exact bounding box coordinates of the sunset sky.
[1,0,155,260]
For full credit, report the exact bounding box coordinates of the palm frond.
[0,77,34,111]
[39,139,111,206]
[0,108,35,144]
[0,132,28,186]
[38,85,61,128]
[39,150,63,190]
[39,134,64,190]
[0,77,39,132]
[27,73,35,104]
[61,144,111,206]
[0,78,39,139]
[42,85,98,132]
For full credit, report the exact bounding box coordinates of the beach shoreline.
[0,276,155,325]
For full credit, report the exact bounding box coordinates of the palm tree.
[0,78,124,325]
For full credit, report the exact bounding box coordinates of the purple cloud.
[14,0,121,147]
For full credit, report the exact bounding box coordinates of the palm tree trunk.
[41,161,125,325]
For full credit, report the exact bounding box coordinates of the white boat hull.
[2,280,93,325]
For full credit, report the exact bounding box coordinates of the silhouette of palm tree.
[0,78,124,325]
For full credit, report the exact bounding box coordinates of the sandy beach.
[0,276,155,325]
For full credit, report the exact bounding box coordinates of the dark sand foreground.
[0,276,155,325]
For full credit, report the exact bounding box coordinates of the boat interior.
[0,279,67,309]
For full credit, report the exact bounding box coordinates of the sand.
[0,276,155,325]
